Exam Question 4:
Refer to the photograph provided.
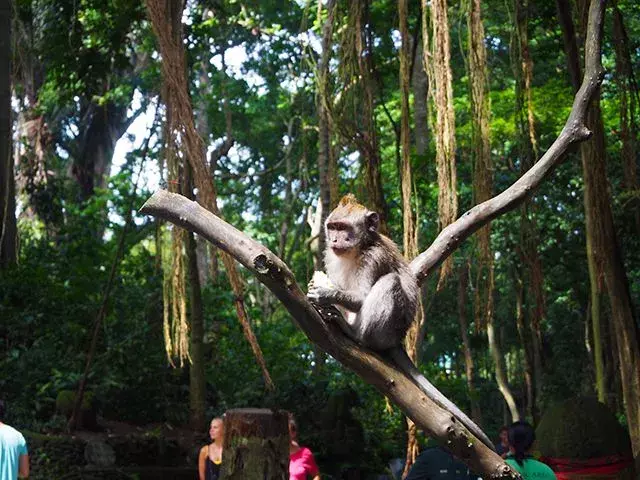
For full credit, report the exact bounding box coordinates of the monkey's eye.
[328,221,350,231]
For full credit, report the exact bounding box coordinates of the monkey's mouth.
[331,246,351,255]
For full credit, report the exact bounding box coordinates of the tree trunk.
[514,270,535,421]
[585,96,640,458]
[558,0,640,455]
[467,0,515,423]
[399,0,423,473]
[426,0,458,287]
[194,53,216,287]
[356,0,388,232]
[0,0,16,268]
[317,0,337,262]
[186,165,206,429]
[72,101,130,200]
[468,0,493,334]
[612,3,640,235]
[512,0,544,422]
[187,229,206,429]
[488,321,520,422]
[222,409,289,480]
[458,264,483,425]
[412,38,429,157]
[146,0,274,390]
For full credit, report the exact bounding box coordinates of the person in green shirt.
[505,421,556,480]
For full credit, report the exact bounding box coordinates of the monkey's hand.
[307,285,337,305]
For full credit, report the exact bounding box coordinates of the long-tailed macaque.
[307,194,493,450]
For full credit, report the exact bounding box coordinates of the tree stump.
[221,408,289,480]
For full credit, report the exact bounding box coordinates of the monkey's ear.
[366,212,380,232]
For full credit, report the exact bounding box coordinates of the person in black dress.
[198,417,224,480]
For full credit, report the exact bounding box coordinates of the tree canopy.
[1,0,639,478]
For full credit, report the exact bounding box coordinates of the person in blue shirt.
[0,400,29,480]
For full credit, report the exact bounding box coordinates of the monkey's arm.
[307,286,364,312]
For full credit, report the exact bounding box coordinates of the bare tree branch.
[138,1,606,477]
[410,0,605,283]
[140,190,515,478]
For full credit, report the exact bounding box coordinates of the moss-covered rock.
[55,390,94,415]
[23,431,193,479]
[55,390,98,430]
[536,397,633,459]
[107,435,185,466]
[24,430,86,479]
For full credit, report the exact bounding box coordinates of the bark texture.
[558,0,640,455]
[186,165,206,429]
[0,0,16,268]
[468,0,493,332]
[612,3,640,234]
[427,0,458,287]
[512,0,544,422]
[316,0,338,262]
[458,264,483,425]
[399,0,423,473]
[222,409,289,480]
[145,0,273,389]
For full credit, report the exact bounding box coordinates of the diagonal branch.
[139,1,605,478]
[410,0,605,283]
[140,190,516,479]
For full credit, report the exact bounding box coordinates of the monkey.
[307,194,494,450]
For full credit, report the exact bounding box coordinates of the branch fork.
[140,1,605,477]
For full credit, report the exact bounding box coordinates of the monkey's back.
[359,235,420,332]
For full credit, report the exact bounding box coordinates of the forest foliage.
[1,0,639,476]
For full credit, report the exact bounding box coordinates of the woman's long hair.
[508,421,535,466]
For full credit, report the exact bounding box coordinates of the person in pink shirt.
[288,415,320,480]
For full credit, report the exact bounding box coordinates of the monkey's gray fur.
[307,194,494,450]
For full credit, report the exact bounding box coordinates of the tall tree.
[466,0,491,428]
[0,0,16,268]
[186,164,206,428]
[334,0,388,232]
[355,0,386,228]
[316,0,338,262]
[458,263,483,425]
[424,0,458,287]
[467,0,519,422]
[412,39,429,157]
[399,0,424,473]
[612,3,640,235]
[146,0,274,390]
[557,0,640,455]
[512,0,545,422]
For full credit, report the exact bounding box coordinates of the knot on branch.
[576,125,592,140]
[254,253,272,275]
[253,253,294,288]
[445,420,475,458]
[490,463,520,480]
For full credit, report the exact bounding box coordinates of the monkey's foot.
[311,303,343,322]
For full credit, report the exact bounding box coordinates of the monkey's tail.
[389,347,495,451]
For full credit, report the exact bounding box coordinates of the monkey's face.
[326,220,358,255]
[325,210,379,256]
[324,194,380,256]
